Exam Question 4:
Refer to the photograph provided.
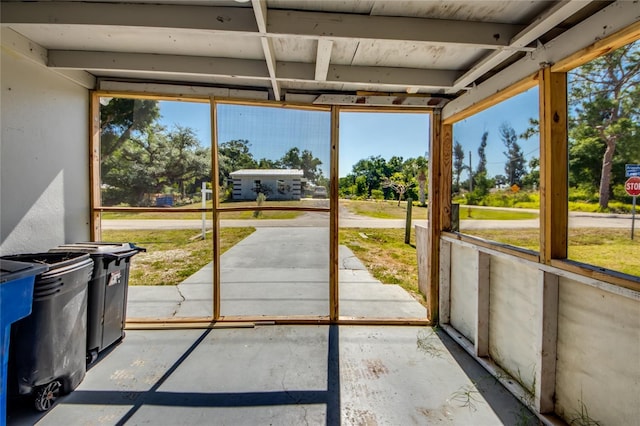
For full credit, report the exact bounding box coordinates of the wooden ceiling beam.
[251,0,280,100]
[48,49,459,90]
[48,50,271,79]
[315,39,333,82]
[267,9,523,49]
[2,1,524,49]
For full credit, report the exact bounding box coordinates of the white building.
[229,169,304,201]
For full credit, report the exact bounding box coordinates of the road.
[101,210,638,230]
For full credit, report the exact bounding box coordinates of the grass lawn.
[468,228,640,277]
[341,199,428,220]
[342,199,537,220]
[339,228,424,305]
[101,199,324,220]
[457,206,538,220]
[102,227,255,285]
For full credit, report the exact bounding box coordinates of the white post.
[202,181,207,240]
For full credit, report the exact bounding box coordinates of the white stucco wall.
[1,50,90,255]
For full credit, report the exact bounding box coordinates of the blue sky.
[216,103,331,175]
[339,111,430,177]
[453,87,539,178]
[158,100,211,146]
[158,90,539,180]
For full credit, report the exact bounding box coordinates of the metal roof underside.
[0,0,624,106]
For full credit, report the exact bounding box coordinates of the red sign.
[626,176,640,196]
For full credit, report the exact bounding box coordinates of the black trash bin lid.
[0,259,49,283]
[0,252,91,271]
[51,242,145,254]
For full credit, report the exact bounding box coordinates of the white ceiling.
[0,1,618,103]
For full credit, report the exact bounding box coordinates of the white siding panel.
[555,277,640,425]
[449,243,477,343]
[488,256,539,393]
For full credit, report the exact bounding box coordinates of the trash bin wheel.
[87,348,99,365]
[34,380,62,412]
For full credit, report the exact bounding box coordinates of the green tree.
[473,131,489,193]
[163,125,210,198]
[339,175,356,198]
[102,124,166,205]
[500,123,527,185]
[280,147,302,169]
[387,156,405,175]
[476,131,488,177]
[299,149,324,183]
[520,118,540,141]
[100,98,160,160]
[218,139,257,185]
[453,140,466,193]
[351,156,389,198]
[355,175,368,197]
[100,98,161,204]
[102,124,211,206]
[472,171,493,197]
[412,156,429,205]
[279,147,324,184]
[521,157,540,189]
[382,172,412,206]
[569,40,640,208]
[257,158,281,169]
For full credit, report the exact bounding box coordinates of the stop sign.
[626,176,640,196]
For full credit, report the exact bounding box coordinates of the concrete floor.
[6,225,536,424]
[8,325,538,425]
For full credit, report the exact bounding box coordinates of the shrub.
[465,192,482,205]
[371,189,384,200]
[568,184,598,203]
[612,184,631,202]
[253,192,267,218]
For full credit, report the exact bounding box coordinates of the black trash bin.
[3,252,93,411]
[50,242,145,364]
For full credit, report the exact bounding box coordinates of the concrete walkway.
[128,226,426,319]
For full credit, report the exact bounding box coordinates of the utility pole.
[468,151,473,192]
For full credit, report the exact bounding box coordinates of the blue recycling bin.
[0,260,48,424]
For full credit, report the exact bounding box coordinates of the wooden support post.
[539,66,568,263]
[211,97,221,320]
[440,123,453,232]
[404,197,412,244]
[475,251,490,357]
[329,106,339,321]
[535,271,559,413]
[89,91,102,241]
[426,111,444,322]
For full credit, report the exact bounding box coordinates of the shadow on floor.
[8,325,537,426]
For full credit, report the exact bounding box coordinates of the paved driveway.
[127,226,427,320]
